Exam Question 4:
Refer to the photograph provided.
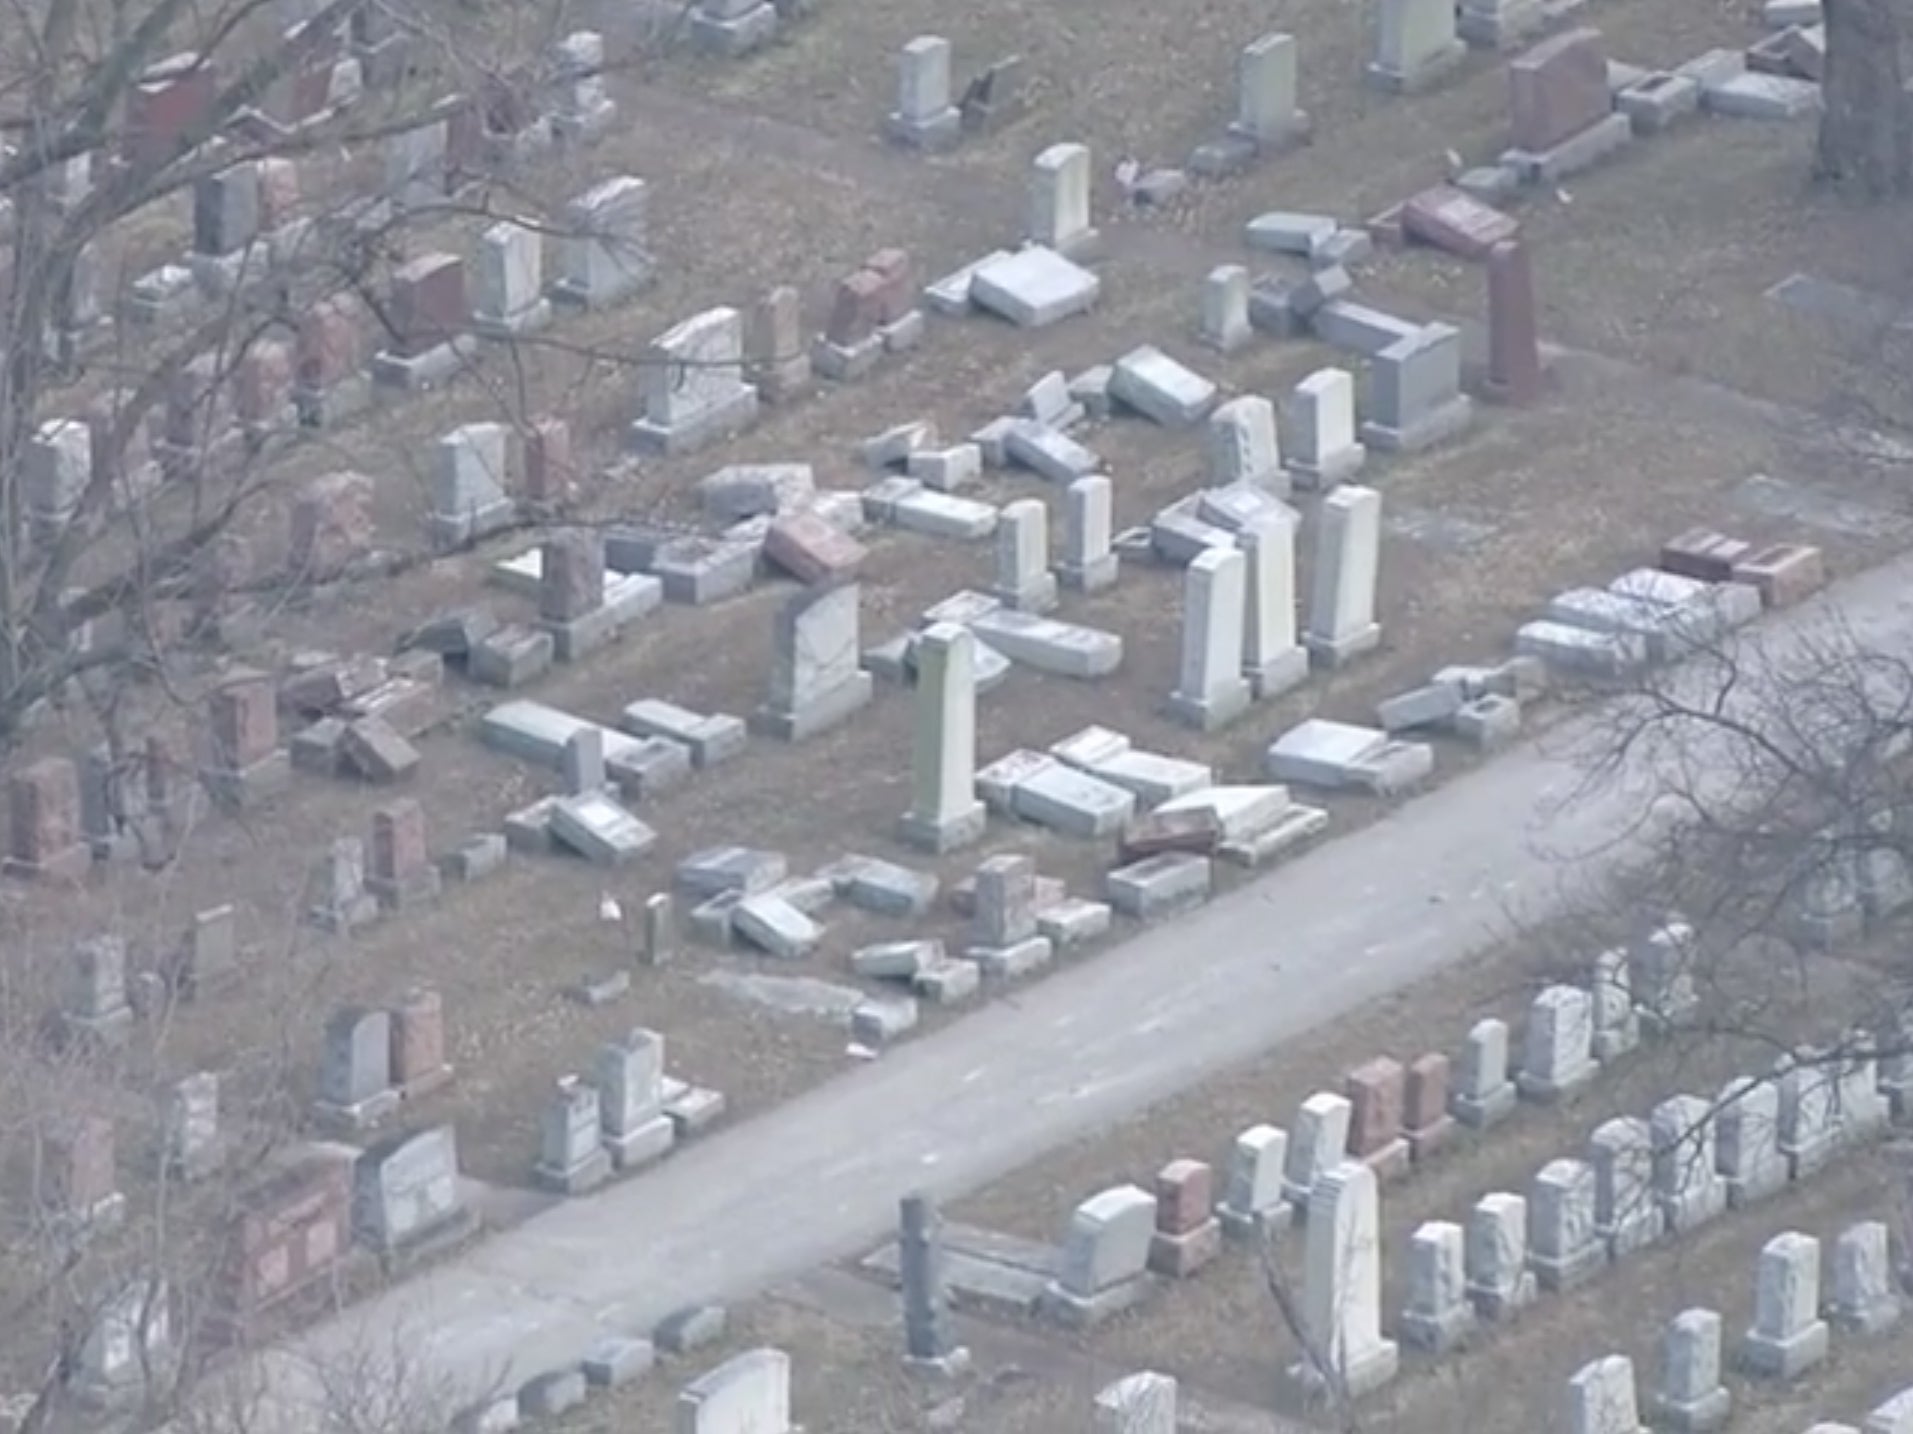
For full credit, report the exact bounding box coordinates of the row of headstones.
[313,988,455,1130]
[1568,1334,1913,1434]
[307,796,444,934]
[459,1341,792,1434]
[53,909,238,1049]
[531,1025,726,1194]
[35,1071,223,1236]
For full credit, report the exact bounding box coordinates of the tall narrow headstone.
[1217,1124,1292,1237]
[752,582,875,741]
[900,624,986,853]
[1058,474,1118,592]
[887,36,961,150]
[594,1027,674,1170]
[1400,1220,1474,1352]
[1486,240,1542,403]
[1368,0,1466,93]
[1238,513,1307,700]
[1305,484,1382,667]
[1653,1309,1730,1434]
[1829,1220,1902,1334]
[1741,1231,1828,1379]
[1028,142,1096,258]
[1199,265,1251,353]
[1168,546,1251,731]
[994,498,1058,612]
[1232,33,1308,148]
[1466,1191,1535,1318]
[1294,1161,1399,1396]
[1206,395,1284,491]
[899,1192,968,1372]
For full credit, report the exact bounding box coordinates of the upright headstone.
[1589,947,1639,1061]
[1168,546,1251,731]
[25,419,90,538]
[994,499,1058,612]
[1778,1050,1840,1177]
[1232,33,1307,148]
[430,421,514,549]
[1717,1075,1786,1207]
[1093,1373,1177,1434]
[1238,512,1307,700]
[39,1115,125,1227]
[1028,142,1096,257]
[1630,920,1698,1032]
[746,285,812,403]
[73,1281,172,1409]
[563,727,606,796]
[1517,984,1597,1101]
[66,935,133,1044]
[368,799,440,911]
[552,177,652,309]
[371,252,474,389]
[1217,1124,1292,1237]
[1529,1157,1601,1291]
[752,582,875,741]
[1199,265,1251,353]
[1829,1220,1902,1334]
[1058,474,1118,592]
[1283,1091,1354,1212]
[1466,1191,1536,1318]
[1741,1231,1829,1379]
[389,986,453,1097]
[899,1192,968,1372]
[315,1006,398,1127]
[642,892,676,967]
[533,1076,612,1194]
[550,30,615,142]
[1206,395,1284,491]
[1368,0,1466,93]
[1650,1094,1726,1232]
[1453,1016,1517,1126]
[1305,485,1382,667]
[1044,1184,1157,1326]
[629,307,759,456]
[1285,368,1366,491]
[1588,1116,1661,1259]
[352,1124,472,1259]
[1344,1057,1411,1180]
[164,1071,222,1180]
[1653,1309,1730,1434]
[900,623,986,853]
[1294,1161,1399,1396]
[1567,1355,1648,1434]
[594,1027,674,1170]
[1147,1159,1221,1277]
[8,757,90,882]
[1400,1219,1474,1353]
[202,673,289,809]
[675,1349,793,1434]
[473,219,551,337]
[887,36,961,150]
[1360,323,1472,453]
[1486,240,1542,403]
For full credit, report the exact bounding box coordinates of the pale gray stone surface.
[970,246,1100,327]
[1742,1231,1829,1379]
[1295,1161,1398,1396]
[1654,1308,1730,1434]
[1108,345,1218,428]
[1467,1192,1536,1318]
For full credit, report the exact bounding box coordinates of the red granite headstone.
[522,417,575,505]
[1401,185,1520,261]
[218,1153,351,1332]
[1153,1159,1215,1236]
[1660,528,1752,583]
[123,55,218,166]
[288,471,374,578]
[297,297,363,389]
[1731,543,1827,608]
[390,986,453,1097]
[370,799,427,886]
[863,248,916,323]
[1509,28,1612,154]
[1345,1057,1407,1158]
[208,674,279,769]
[1486,239,1542,405]
[388,253,465,356]
[825,269,887,347]
[1404,1051,1457,1161]
[42,1115,117,1212]
[8,758,89,881]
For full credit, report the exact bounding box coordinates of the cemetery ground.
[561,930,1910,1434]
[11,0,1913,1406]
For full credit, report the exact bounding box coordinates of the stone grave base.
[398,1061,455,1100]
[629,388,760,457]
[1457,0,1547,48]
[1659,1185,1727,1234]
[372,335,478,391]
[1360,394,1475,455]
[898,800,987,855]
[1362,1136,1413,1183]
[1305,623,1382,670]
[200,750,292,811]
[1165,681,1253,734]
[862,1220,1060,1320]
[310,890,379,934]
[1218,1200,1294,1242]
[1725,1163,1789,1209]
[887,106,962,152]
[552,100,616,147]
[1294,1338,1399,1398]
[1147,1220,1221,1277]
[429,498,518,553]
[1040,1273,1155,1330]
[812,332,884,382]
[1653,1383,1732,1434]
[5,841,92,883]
[1740,1319,1828,1380]
[1600,1208,1666,1261]
[374,1204,482,1275]
[1401,1299,1476,1354]
[550,266,653,311]
[1783,1134,1837,1181]
[1219,803,1329,869]
[605,1113,676,1172]
[1515,1058,1597,1103]
[1247,647,1310,701]
[1287,441,1368,492]
[1365,40,1466,95]
[691,1,776,55]
[188,247,270,299]
[534,1146,613,1196]
[474,299,554,339]
[368,866,442,913]
[1056,551,1120,593]
[750,670,875,742]
[1469,1269,1537,1320]
[295,376,373,429]
[313,1087,401,1133]
[1530,1241,1605,1293]
[1452,1082,1518,1128]
[1501,111,1633,186]
[965,935,1053,978]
